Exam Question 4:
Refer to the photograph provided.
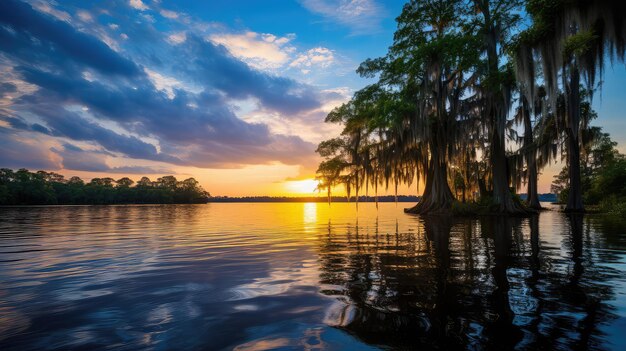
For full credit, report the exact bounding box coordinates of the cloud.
[12,65,267,145]
[0,0,326,173]
[0,0,140,77]
[182,134,316,168]
[209,31,296,70]
[166,31,187,45]
[4,55,317,169]
[208,31,338,76]
[239,87,350,145]
[51,145,111,173]
[51,144,174,174]
[0,82,18,95]
[30,0,71,22]
[129,0,149,11]
[298,0,386,34]
[1,115,32,131]
[0,128,59,170]
[3,100,180,164]
[108,165,174,174]
[180,34,320,115]
[144,68,186,98]
[0,1,319,127]
[290,47,335,73]
[159,9,179,19]
[76,10,93,22]
[140,13,156,23]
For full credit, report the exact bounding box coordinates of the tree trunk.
[481,0,526,214]
[565,65,584,212]
[406,84,455,214]
[522,96,541,210]
[478,178,488,199]
[527,159,540,209]
[462,185,466,203]
[405,151,455,214]
[565,131,584,211]
[491,130,525,213]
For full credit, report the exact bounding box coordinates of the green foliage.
[450,189,527,216]
[320,0,473,197]
[552,131,626,211]
[317,0,625,214]
[521,0,567,43]
[316,138,345,158]
[563,30,598,59]
[598,194,626,218]
[588,158,626,205]
[0,169,210,205]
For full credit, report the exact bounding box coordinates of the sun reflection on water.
[302,203,317,233]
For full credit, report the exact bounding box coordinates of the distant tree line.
[209,195,421,203]
[0,169,210,205]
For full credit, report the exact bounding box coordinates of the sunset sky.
[1,0,625,196]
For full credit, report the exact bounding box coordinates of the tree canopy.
[0,169,210,205]
[316,0,626,215]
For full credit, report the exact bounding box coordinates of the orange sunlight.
[284,179,319,195]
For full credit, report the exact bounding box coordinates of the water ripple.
[0,203,624,350]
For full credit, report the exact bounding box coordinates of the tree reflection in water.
[318,213,619,350]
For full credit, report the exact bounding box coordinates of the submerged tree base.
[405,199,537,217]
[404,199,453,215]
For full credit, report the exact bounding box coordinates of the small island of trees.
[0,169,210,205]
[315,0,626,216]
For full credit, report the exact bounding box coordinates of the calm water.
[0,203,625,350]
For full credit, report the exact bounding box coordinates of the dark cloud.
[50,146,111,173]
[0,128,59,170]
[60,142,83,152]
[0,0,140,77]
[46,111,159,160]
[0,82,17,95]
[16,71,251,144]
[51,144,175,174]
[1,107,180,163]
[13,66,270,146]
[181,35,321,115]
[183,134,316,168]
[0,0,321,171]
[31,123,52,135]
[2,115,30,130]
[10,65,319,168]
[60,142,116,157]
[108,165,175,174]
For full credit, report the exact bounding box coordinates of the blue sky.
[0,0,624,195]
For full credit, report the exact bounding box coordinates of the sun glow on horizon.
[284,179,319,195]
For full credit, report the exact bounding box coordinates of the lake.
[0,203,625,350]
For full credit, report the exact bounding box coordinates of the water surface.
[0,203,625,350]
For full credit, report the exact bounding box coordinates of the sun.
[285,179,319,195]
